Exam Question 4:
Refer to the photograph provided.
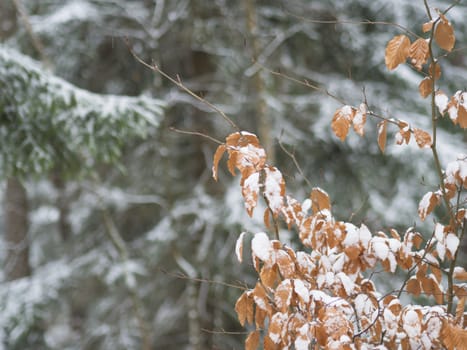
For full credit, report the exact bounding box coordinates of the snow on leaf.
[268,312,288,344]
[377,120,388,153]
[396,120,411,145]
[336,272,355,296]
[294,279,310,304]
[263,166,285,215]
[445,233,459,258]
[418,191,439,221]
[242,172,260,217]
[331,106,354,141]
[419,77,432,98]
[402,309,422,337]
[274,279,293,312]
[435,19,455,52]
[352,103,367,136]
[252,232,271,262]
[370,236,389,261]
[236,232,247,263]
[385,34,411,70]
[454,267,467,281]
[435,91,449,115]
[409,38,429,70]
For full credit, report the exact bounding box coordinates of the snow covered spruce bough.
[211,8,467,350]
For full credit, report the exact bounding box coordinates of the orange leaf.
[454,267,467,281]
[429,62,441,80]
[242,172,260,217]
[396,121,411,145]
[331,106,354,141]
[413,128,432,148]
[274,280,293,313]
[385,34,411,70]
[212,144,226,180]
[458,105,467,129]
[406,278,421,296]
[418,191,439,221]
[245,330,260,350]
[377,120,388,153]
[422,21,434,33]
[409,38,429,70]
[310,187,331,213]
[235,292,249,326]
[456,297,466,325]
[435,20,455,52]
[260,265,278,289]
[419,77,433,98]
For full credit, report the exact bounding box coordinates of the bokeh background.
[0,0,466,349]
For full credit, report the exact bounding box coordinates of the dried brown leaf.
[435,20,455,52]
[413,128,432,148]
[406,278,421,296]
[235,292,249,326]
[409,38,429,70]
[429,62,441,80]
[422,21,434,32]
[310,187,331,213]
[419,77,433,98]
[331,106,354,141]
[377,120,388,153]
[245,330,260,350]
[385,34,411,70]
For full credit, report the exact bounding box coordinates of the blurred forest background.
[0,0,466,349]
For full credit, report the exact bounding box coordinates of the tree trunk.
[4,177,31,280]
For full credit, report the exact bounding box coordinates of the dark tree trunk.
[4,177,31,280]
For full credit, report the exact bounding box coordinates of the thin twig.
[169,127,224,145]
[278,135,313,190]
[126,39,240,132]
[284,9,420,38]
[156,267,249,291]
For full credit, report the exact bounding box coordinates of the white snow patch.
[251,232,271,261]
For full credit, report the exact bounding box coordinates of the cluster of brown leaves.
[210,9,467,350]
[332,107,432,153]
[212,131,466,349]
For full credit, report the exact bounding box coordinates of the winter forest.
[0,0,466,349]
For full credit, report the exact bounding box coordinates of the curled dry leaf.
[409,38,429,70]
[331,105,354,141]
[419,77,433,98]
[245,330,260,350]
[418,191,439,221]
[352,103,367,136]
[396,121,411,145]
[435,91,449,115]
[435,19,455,52]
[310,187,331,213]
[385,34,411,70]
[377,120,388,153]
[429,62,441,80]
[236,232,247,263]
[422,21,433,33]
[447,91,467,129]
[453,267,467,281]
[413,128,432,149]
